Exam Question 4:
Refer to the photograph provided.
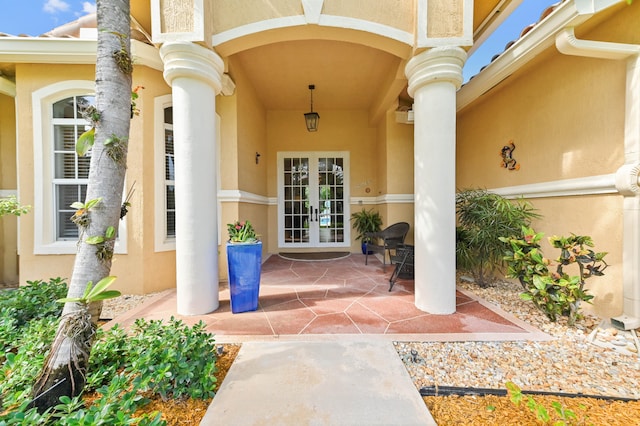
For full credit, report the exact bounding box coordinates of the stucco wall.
[266,108,377,253]
[16,64,95,286]
[455,5,639,316]
[217,58,269,276]
[0,94,19,284]
[384,110,414,195]
[127,67,174,294]
[15,63,175,294]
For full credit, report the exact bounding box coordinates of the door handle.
[309,206,313,223]
[314,208,318,222]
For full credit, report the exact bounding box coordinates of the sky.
[0,0,96,36]
[463,0,558,82]
[0,0,557,82]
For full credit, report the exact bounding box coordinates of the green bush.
[456,189,540,287]
[1,287,219,424]
[0,278,68,327]
[500,227,608,325]
[125,317,218,400]
[0,196,30,217]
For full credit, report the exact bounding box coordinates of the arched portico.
[153,0,473,315]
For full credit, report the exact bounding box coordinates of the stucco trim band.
[220,193,415,207]
[211,15,413,52]
[218,190,270,205]
[491,173,619,199]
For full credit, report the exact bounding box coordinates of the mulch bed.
[424,394,640,425]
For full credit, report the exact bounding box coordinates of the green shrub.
[456,189,540,286]
[500,227,608,325]
[0,317,58,410]
[0,277,68,327]
[0,196,30,217]
[1,289,219,424]
[125,317,218,400]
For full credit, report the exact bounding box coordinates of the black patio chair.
[364,222,410,266]
[388,244,414,291]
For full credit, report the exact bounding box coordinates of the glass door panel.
[318,157,345,244]
[279,152,349,248]
[282,157,310,244]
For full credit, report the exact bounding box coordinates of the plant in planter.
[226,220,262,313]
[500,226,608,325]
[350,208,383,254]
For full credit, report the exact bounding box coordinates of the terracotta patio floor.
[105,254,550,343]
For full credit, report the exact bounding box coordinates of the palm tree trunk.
[30,0,132,411]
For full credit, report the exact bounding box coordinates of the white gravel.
[100,293,158,320]
[395,279,640,398]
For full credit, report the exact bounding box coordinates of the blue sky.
[464,0,558,81]
[1,0,556,82]
[0,0,96,36]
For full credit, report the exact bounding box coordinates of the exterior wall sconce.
[304,84,320,132]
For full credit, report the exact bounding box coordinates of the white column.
[405,47,466,314]
[160,42,224,315]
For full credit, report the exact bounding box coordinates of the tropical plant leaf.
[76,127,95,156]
[105,226,116,239]
[85,276,117,300]
[85,236,105,245]
[89,290,121,301]
[85,198,102,209]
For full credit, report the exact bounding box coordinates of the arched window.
[33,81,126,254]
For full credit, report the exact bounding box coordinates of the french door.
[278,152,350,248]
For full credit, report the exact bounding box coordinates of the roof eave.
[0,37,162,71]
[457,0,627,112]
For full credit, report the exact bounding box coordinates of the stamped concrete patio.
[105,253,549,343]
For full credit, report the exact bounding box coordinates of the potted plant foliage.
[350,208,382,254]
[226,220,262,313]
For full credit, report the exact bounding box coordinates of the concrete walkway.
[201,340,436,425]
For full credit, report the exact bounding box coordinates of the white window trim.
[154,96,223,251]
[33,80,127,255]
[154,95,176,252]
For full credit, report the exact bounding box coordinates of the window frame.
[33,80,127,254]
[154,95,176,251]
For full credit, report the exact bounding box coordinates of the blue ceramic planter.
[226,241,262,313]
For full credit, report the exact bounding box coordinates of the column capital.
[405,47,467,97]
[160,42,225,94]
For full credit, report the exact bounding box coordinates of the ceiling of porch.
[231,39,404,112]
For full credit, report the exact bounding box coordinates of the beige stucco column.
[406,47,466,314]
[160,41,224,315]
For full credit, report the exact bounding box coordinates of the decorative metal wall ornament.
[500,140,520,170]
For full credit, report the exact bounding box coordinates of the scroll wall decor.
[500,140,520,171]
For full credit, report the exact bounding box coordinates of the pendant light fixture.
[304,84,320,132]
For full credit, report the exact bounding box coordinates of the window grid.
[51,95,94,240]
[164,107,175,238]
